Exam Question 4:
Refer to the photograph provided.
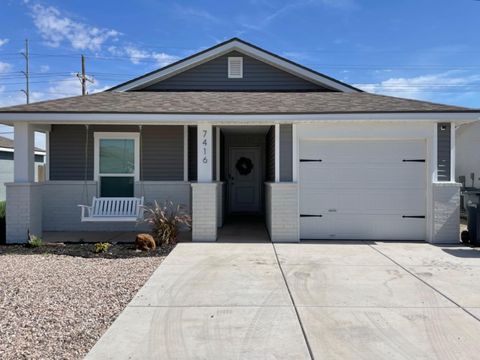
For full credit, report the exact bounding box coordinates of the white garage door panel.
[300,163,425,189]
[300,189,426,215]
[300,215,426,240]
[299,139,426,241]
[300,140,425,163]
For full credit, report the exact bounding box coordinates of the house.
[456,122,480,188]
[0,38,478,244]
[0,135,45,201]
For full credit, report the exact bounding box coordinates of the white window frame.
[228,57,243,78]
[94,132,140,192]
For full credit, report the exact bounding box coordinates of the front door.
[228,147,261,213]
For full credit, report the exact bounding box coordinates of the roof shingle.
[0,91,474,114]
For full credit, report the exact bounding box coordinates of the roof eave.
[0,111,478,125]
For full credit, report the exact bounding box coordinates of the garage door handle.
[402,159,425,162]
[300,159,322,162]
[300,214,323,217]
[402,215,425,219]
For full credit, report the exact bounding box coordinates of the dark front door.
[228,147,261,213]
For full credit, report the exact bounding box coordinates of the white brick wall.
[6,183,42,243]
[265,182,299,242]
[191,183,217,241]
[431,182,461,244]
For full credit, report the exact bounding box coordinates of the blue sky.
[1,0,479,146]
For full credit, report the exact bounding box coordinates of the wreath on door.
[236,157,254,176]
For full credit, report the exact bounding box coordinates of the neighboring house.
[0,38,478,244]
[456,122,480,187]
[0,135,45,201]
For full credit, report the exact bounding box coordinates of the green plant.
[94,242,111,253]
[142,201,191,245]
[27,235,44,248]
[0,201,5,219]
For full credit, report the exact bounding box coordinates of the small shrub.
[142,201,191,245]
[27,235,44,248]
[94,242,111,253]
[0,201,5,219]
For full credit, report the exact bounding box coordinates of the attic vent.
[228,57,243,78]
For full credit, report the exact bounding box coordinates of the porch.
[5,123,298,244]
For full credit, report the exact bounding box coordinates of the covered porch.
[4,122,298,244]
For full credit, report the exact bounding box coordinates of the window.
[228,57,243,78]
[94,132,139,197]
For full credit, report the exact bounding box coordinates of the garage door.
[299,140,426,240]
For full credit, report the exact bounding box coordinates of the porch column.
[191,124,217,241]
[6,123,43,243]
[14,123,35,182]
[265,124,299,242]
[197,124,213,182]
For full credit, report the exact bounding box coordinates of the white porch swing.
[78,125,144,222]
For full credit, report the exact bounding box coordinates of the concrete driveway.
[86,241,480,360]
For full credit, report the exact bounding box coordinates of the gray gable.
[141,51,331,92]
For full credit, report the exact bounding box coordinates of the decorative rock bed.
[0,244,173,360]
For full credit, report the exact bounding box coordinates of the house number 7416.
[202,129,208,163]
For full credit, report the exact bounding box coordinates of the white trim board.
[274,124,280,182]
[0,147,46,156]
[0,112,478,125]
[111,39,358,93]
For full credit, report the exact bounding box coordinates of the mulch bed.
[0,242,174,258]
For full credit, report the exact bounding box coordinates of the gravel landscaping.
[0,243,174,360]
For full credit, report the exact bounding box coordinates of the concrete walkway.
[86,241,480,360]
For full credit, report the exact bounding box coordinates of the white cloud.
[0,86,44,107]
[111,45,178,67]
[26,4,177,68]
[0,38,9,47]
[0,76,109,108]
[241,0,357,31]
[318,0,357,10]
[0,61,12,73]
[354,71,480,101]
[173,5,221,24]
[30,4,120,51]
[39,65,50,73]
[47,76,109,97]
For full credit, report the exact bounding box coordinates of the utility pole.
[20,39,30,104]
[76,55,94,95]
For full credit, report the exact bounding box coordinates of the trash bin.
[462,190,480,214]
[467,204,480,246]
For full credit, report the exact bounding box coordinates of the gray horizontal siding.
[141,126,184,181]
[49,125,184,181]
[49,125,95,181]
[142,51,329,92]
[437,123,451,182]
[280,124,293,181]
